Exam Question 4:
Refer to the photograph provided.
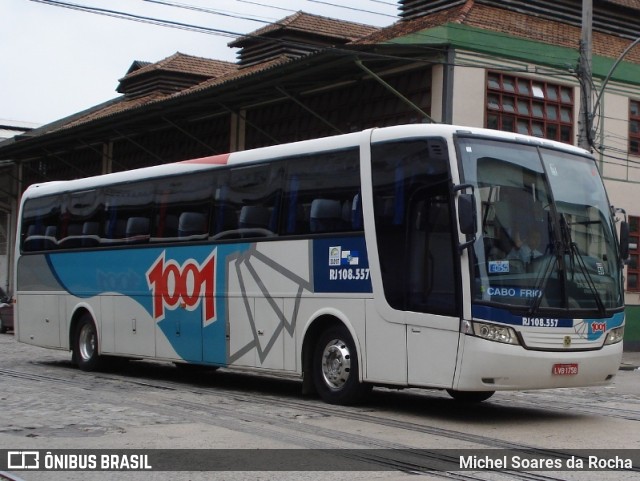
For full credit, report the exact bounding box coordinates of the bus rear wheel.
[73,314,104,372]
[312,325,370,405]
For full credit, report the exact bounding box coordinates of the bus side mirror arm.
[454,184,477,252]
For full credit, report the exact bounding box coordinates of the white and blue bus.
[15,124,627,404]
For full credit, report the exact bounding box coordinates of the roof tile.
[230,11,379,47]
[357,2,640,64]
[120,52,236,82]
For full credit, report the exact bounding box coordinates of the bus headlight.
[604,326,624,345]
[464,320,520,345]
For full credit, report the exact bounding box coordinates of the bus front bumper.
[453,334,623,391]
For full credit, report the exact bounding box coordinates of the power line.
[30,0,587,75]
[307,0,397,18]
[29,0,440,66]
[234,0,296,15]
[28,0,640,168]
[233,0,397,18]
[30,0,243,39]
[143,0,273,24]
[365,0,398,6]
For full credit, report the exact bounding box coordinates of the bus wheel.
[446,389,495,403]
[73,314,103,372]
[312,325,370,405]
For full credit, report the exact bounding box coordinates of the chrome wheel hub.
[321,338,351,390]
[78,325,96,361]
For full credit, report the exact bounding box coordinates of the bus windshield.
[457,136,623,315]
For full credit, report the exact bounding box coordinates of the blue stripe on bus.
[45,237,371,364]
[472,304,624,340]
[46,244,254,365]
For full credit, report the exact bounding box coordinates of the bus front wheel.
[312,325,370,405]
[73,314,103,372]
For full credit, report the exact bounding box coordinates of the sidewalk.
[620,351,640,371]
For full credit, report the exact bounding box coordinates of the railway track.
[2,358,639,480]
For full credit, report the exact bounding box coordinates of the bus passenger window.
[125,217,150,243]
[283,148,360,236]
[238,206,273,237]
[178,212,207,240]
[310,199,343,233]
[23,224,45,251]
[226,164,282,238]
[213,203,238,235]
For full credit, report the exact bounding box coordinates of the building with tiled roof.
[2,1,640,344]
[117,53,237,97]
[229,11,380,66]
[365,0,640,63]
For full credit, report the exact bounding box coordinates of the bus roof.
[20,124,591,199]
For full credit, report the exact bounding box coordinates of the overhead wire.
[29,0,254,38]
[27,0,447,65]
[27,0,640,169]
[143,0,274,24]
[306,0,397,18]
[26,0,639,90]
[30,0,587,76]
[233,0,296,15]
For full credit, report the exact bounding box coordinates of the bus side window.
[81,221,101,247]
[104,216,126,244]
[310,199,343,233]
[239,205,273,237]
[407,194,457,314]
[43,226,58,250]
[283,148,360,236]
[157,214,179,239]
[351,193,363,230]
[58,223,83,249]
[21,195,61,252]
[23,224,45,251]
[226,164,283,239]
[178,212,207,240]
[372,138,457,316]
[125,217,150,244]
[213,203,238,235]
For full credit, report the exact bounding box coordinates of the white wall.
[451,65,486,127]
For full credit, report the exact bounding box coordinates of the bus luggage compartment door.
[406,313,459,389]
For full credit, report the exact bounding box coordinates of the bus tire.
[73,314,103,372]
[446,389,495,403]
[312,325,370,405]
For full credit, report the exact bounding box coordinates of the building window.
[486,72,573,143]
[630,100,640,155]
[628,215,640,292]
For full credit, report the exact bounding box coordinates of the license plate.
[552,363,578,375]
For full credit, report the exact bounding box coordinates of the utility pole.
[578,0,593,150]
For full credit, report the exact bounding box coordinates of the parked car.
[0,288,14,334]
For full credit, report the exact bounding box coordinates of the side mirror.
[458,193,477,236]
[454,184,477,251]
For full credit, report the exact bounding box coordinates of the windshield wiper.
[527,255,556,316]
[527,214,560,316]
[559,214,606,316]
